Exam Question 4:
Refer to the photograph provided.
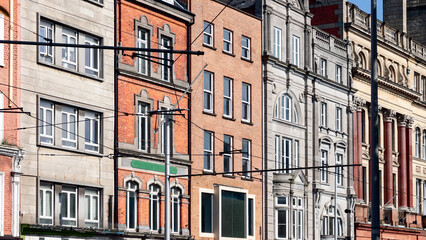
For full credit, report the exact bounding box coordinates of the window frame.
[223,77,233,118]
[84,111,100,152]
[223,28,233,54]
[61,27,78,70]
[84,189,99,228]
[336,65,342,83]
[39,183,54,225]
[84,35,100,77]
[320,58,327,77]
[416,127,421,158]
[276,195,289,239]
[137,28,149,75]
[292,35,300,67]
[320,149,328,183]
[242,139,251,178]
[336,153,343,186]
[39,19,54,64]
[200,190,214,235]
[39,100,55,145]
[160,36,172,82]
[149,184,160,231]
[423,130,426,160]
[204,130,214,172]
[336,107,342,132]
[171,187,181,233]
[138,102,149,152]
[273,27,282,60]
[203,71,214,113]
[320,102,327,127]
[61,106,78,149]
[242,83,251,122]
[241,36,251,60]
[203,21,214,47]
[281,95,292,122]
[126,181,138,230]
[223,135,233,175]
[281,137,292,174]
[60,186,77,227]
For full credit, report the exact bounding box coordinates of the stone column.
[384,110,395,207]
[406,117,414,208]
[398,115,408,209]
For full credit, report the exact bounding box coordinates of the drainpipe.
[8,0,13,107]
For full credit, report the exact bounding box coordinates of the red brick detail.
[310,5,339,26]
[322,28,341,39]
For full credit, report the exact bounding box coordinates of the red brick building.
[116,0,193,238]
[188,1,262,239]
[0,0,24,238]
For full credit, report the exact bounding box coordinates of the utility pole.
[370,0,380,239]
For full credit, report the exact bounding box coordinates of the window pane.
[129,192,135,229]
[61,193,68,218]
[277,210,287,238]
[85,119,90,142]
[93,196,98,220]
[222,190,245,238]
[70,193,76,218]
[248,198,253,236]
[201,193,213,233]
[85,196,90,219]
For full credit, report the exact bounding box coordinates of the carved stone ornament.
[299,92,305,103]
[406,116,414,128]
[383,109,396,122]
[397,114,408,125]
[314,94,323,102]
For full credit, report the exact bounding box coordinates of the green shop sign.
[131,160,178,174]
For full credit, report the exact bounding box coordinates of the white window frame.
[199,189,214,237]
[149,184,160,231]
[242,36,251,60]
[423,181,426,215]
[273,27,282,60]
[204,71,214,113]
[137,28,149,75]
[126,181,137,230]
[39,100,54,145]
[39,19,54,63]
[247,195,255,238]
[275,136,280,171]
[171,187,181,233]
[276,198,289,239]
[138,103,149,151]
[320,58,327,77]
[336,107,342,132]
[84,111,100,152]
[423,130,426,160]
[0,14,4,67]
[282,137,292,173]
[281,95,291,121]
[336,153,343,186]
[84,189,99,228]
[203,21,213,47]
[321,102,327,127]
[242,139,251,178]
[242,83,251,122]
[61,28,77,70]
[336,65,342,83]
[84,35,100,76]
[223,77,233,117]
[416,128,420,158]
[321,149,328,183]
[160,36,172,81]
[60,187,77,227]
[39,183,54,225]
[417,179,421,214]
[292,35,300,67]
[223,28,233,53]
[61,106,77,149]
[223,135,233,175]
[204,131,213,172]
[294,140,299,169]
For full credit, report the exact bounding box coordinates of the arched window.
[377,61,382,77]
[359,52,366,69]
[389,66,396,82]
[126,181,138,230]
[423,130,426,160]
[416,128,421,158]
[171,187,181,233]
[361,109,366,143]
[281,95,292,121]
[321,205,343,237]
[392,119,396,151]
[275,94,299,124]
[149,184,161,231]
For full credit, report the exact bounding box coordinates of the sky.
[348,0,383,20]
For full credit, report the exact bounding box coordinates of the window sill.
[241,176,253,181]
[203,170,216,175]
[84,0,104,7]
[38,142,104,158]
[223,115,235,121]
[203,44,217,51]
[223,50,235,57]
[241,57,253,63]
[241,120,253,125]
[38,61,104,82]
[223,173,235,178]
[203,111,216,117]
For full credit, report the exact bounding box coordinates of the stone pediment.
[290,170,309,186]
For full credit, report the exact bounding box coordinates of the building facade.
[18,0,115,239]
[116,0,192,238]
[189,0,263,239]
[0,0,24,238]
[256,0,354,239]
[310,1,426,239]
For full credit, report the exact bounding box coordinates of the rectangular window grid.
[242,139,251,177]
[223,77,233,117]
[203,22,213,47]
[242,36,250,60]
[204,71,213,112]
[204,131,213,171]
[242,83,250,122]
[223,29,232,53]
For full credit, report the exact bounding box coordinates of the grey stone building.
[251,0,355,239]
[18,0,115,239]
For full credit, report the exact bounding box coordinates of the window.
[39,20,54,63]
[242,83,251,122]
[423,180,426,215]
[320,58,327,77]
[392,119,396,151]
[159,107,172,155]
[294,140,299,169]
[321,206,343,236]
[416,127,421,158]
[126,181,137,230]
[223,135,233,174]
[203,22,213,47]
[248,198,254,236]
[281,95,291,121]
[362,167,367,202]
[336,153,343,186]
[61,106,77,148]
[273,27,282,60]
[171,187,181,233]
[85,189,99,228]
[204,71,214,112]
[149,184,160,231]
[336,65,342,83]
[423,130,426,160]
[292,35,299,67]
[201,192,213,233]
[39,183,53,225]
[320,103,327,127]
[276,196,289,239]
[275,136,280,171]
[161,36,172,81]
[393,173,397,207]
[60,186,77,226]
[138,103,149,151]
[62,28,77,70]
[0,14,3,66]
[39,100,54,144]
[137,28,149,75]
[204,131,213,171]
[292,198,303,240]
[221,190,246,238]
[281,138,291,174]
[414,73,420,92]
[417,179,422,214]
[0,173,2,235]
[242,36,251,60]
[223,77,233,117]
[242,139,251,177]
[321,149,328,183]
[84,111,100,152]
[336,107,342,131]
[223,29,232,53]
[85,35,99,76]
[389,66,395,82]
